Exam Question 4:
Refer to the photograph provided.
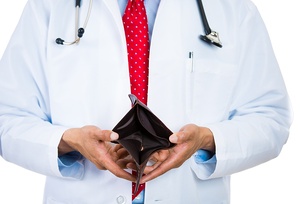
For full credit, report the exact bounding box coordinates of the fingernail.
[169,134,178,143]
[110,132,119,141]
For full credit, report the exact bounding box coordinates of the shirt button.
[116,195,126,204]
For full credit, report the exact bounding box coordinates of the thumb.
[169,131,185,144]
[109,131,119,141]
[94,128,119,142]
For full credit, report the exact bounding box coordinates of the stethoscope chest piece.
[197,0,222,48]
[200,31,222,48]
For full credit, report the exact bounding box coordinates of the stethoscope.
[56,0,222,48]
[56,0,93,45]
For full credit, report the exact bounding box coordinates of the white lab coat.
[0,0,292,203]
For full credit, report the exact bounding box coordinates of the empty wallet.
[112,94,175,192]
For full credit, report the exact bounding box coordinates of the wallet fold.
[112,94,175,193]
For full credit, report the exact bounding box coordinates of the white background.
[0,0,299,203]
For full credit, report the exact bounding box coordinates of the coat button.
[116,195,126,204]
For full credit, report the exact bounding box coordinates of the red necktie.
[122,0,149,200]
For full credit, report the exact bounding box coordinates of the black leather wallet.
[112,94,175,192]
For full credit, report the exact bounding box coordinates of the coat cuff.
[58,151,85,179]
[191,150,217,180]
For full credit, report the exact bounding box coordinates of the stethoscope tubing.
[196,0,222,48]
[197,0,211,35]
[57,0,221,48]
[56,0,93,45]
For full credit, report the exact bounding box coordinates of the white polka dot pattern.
[122,0,149,200]
[123,0,149,105]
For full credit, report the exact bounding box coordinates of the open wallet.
[112,94,175,193]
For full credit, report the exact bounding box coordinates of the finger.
[94,129,119,142]
[81,126,119,142]
[112,144,129,158]
[155,149,170,161]
[103,158,135,181]
[116,159,133,169]
[143,161,162,174]
[113,144,123,151]
[169,131,187,144]
[147,152,158,164]
[126,162,137,171]
[116,147,130,159]
[140,154,180,183]
[104,130,119,141]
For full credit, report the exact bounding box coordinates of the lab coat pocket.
[185,57,195,117]
[185,58,237,123]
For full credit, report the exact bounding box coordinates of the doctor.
[0,0,292,203]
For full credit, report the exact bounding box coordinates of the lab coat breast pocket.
[185,58,238,123]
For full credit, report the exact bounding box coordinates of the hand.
[59,125,135,182]
[140,124,215,183]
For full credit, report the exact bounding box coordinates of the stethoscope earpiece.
[56,38,65,45]
[77,28,85,38]
[56,0,92,46]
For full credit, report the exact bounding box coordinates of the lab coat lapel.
[101,0,126,45]
[148,0,184,106]
[150,0,183,59]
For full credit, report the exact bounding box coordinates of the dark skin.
[59,124,215,183]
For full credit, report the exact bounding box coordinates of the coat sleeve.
[191,1,293,179]
[0,0,67,178]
